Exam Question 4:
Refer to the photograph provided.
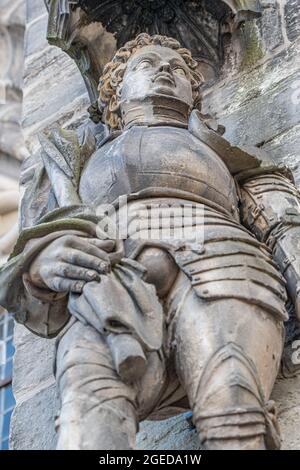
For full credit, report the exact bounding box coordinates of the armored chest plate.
[79,126,238,214]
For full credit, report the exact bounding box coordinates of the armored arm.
[0,153,69,337]
[0,124,100,337]
[239,167,300,319]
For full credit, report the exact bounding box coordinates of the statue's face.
[120,45,194,108]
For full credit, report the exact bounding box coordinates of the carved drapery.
[44,0,261,102]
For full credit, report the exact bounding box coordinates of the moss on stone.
[239,22,264,71]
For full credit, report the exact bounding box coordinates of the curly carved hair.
[98,33,204,130]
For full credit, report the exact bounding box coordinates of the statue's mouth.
[152,73,175,86]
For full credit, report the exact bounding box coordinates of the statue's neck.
[121,95,190,129]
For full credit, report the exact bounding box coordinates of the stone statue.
[1,33,300,450]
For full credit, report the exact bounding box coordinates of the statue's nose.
[159,62,172,73]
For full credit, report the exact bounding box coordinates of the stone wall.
[10,0,300,450]
[0,0,26,262]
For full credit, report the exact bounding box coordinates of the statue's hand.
[28,235,115,294]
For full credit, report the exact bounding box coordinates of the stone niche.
[9,0,300,450]
[44,0,262,101]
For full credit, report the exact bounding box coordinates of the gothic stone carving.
[44,0,261,102]
[1,32,300,450]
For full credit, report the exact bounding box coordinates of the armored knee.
[192,343,281,450]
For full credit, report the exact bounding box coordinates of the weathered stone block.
[24,12,48,57]
[272,375,300,450]
[12,324,56,400]
[137,413,202,450]
[10,383,58,450]
[22,48,88,131]
[285,0,300,42]
[203,40,300,147]
[258,1,284,52]
[263,123,300,183]
[26,0,47,25]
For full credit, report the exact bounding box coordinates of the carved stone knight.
[1,33,300,450]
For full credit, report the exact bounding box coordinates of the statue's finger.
[62,249,110,274]
[69,237,111,262]
[85,238,115,252]
[50,277,86,293]
[55,262,100,282]
[69,281,86,293]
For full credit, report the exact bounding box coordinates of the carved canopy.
[44,0,261,102]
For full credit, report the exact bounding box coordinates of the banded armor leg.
[239,170,300,320]
[55,319,170,450]
[55,320,138,450]
[165,206,287,450]
[169,285,283,449]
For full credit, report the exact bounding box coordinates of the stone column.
[0,0,27,261]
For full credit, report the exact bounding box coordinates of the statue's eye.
[136,60,152,70]
[173,67,186,77]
